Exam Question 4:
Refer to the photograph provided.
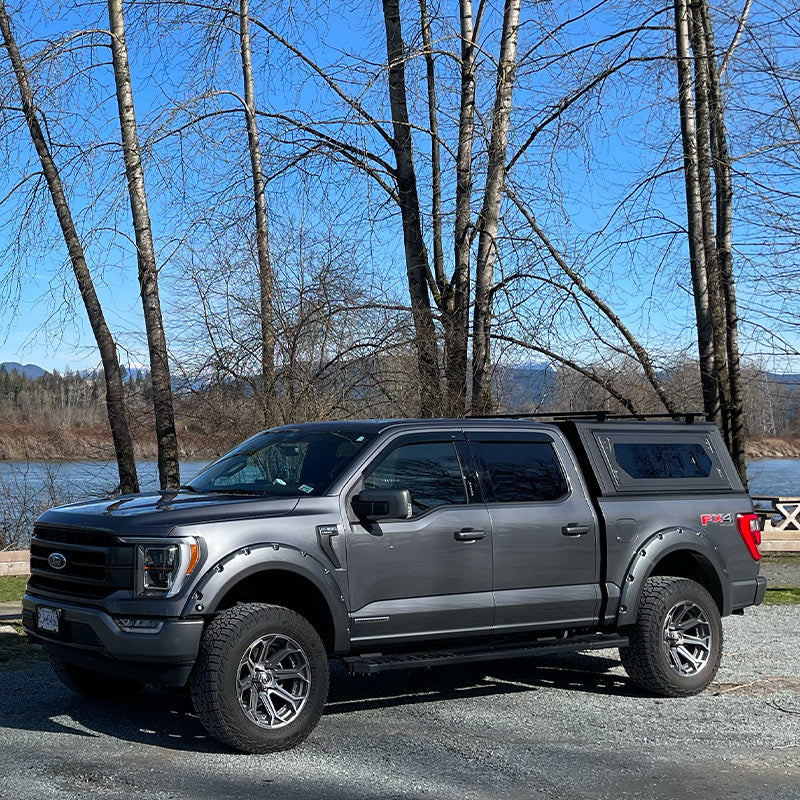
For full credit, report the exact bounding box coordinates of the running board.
[343,633,629,675]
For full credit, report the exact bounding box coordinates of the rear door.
[345,431,493,646]
[465,429,601,633]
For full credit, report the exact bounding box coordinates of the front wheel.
[620,576,722,697]
[189,603,329,753]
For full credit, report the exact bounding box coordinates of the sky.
[1,0,798,375]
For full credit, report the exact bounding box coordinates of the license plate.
[37,606,61,633]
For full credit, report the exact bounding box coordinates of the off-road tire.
[50,655,144,698]
[620,576,722,697]
[189,603,329,753]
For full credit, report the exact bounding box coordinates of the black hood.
[35,491,300,537]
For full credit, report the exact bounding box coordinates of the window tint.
[614,442,712,480]
[476,441,568,502]
[364,442,467,514]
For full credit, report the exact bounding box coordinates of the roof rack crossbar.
[466,410,709,424]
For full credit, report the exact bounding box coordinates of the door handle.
[454,528,486,542]
[562,523,591,537]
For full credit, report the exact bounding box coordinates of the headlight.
[132,538,200,597]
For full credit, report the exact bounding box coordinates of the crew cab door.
[464,429,601,632]
[344,432,493,646]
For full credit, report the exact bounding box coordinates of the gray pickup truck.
[22,414,766,753]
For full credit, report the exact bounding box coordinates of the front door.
[345,432,493,646]
[465,429,601,633]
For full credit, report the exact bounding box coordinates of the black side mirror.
[352,488,412,520]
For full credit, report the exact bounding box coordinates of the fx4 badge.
[700,513,733,526]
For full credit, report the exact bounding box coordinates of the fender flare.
[616,526,731,627]
[182,542,351,652]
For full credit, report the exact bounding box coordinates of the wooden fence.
[752,497,800,553]
[0,550,30,576]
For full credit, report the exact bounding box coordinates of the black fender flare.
[182,542,351,652]
[616,526,731,626]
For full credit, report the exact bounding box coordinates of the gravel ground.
[1,605,798,800]
[761,557,800,588]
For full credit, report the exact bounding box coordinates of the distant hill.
[0,361,47,378]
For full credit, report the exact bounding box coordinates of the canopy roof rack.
[466,411,709,424]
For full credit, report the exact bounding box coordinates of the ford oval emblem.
[48,552,67,570]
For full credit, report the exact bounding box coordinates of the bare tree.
[0,0,139,494]
[381,0,442,415]
[107,0,179,488]
[471,0,522,414]
[239,0,277,428]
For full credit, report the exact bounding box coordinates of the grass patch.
[762,553,800,566]
[764,587,800,605]
[0,575,27,603]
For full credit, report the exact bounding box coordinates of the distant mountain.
[0,361,47,378]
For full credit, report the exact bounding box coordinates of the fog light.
[115,617,165,634]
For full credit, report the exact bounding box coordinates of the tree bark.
[1,0,139,494]
[471,0,522,414]
[240,0,278,429]
[107,0,180,489]
[689,2,731,440]
[381,0,442,416]
[444,0,478,417]
[673,0,720,425]
[698,0,746,480]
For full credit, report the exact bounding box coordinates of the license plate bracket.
[36,606,61,634]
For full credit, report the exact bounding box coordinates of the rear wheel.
[50,655,144,699]
[189,603,329,753]
[620,576,722,697]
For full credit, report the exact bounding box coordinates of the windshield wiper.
[179,484,202,493]
[203,487,270,496]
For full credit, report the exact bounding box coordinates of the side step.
[343,633,628,675]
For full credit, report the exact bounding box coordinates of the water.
[746,458,800,497]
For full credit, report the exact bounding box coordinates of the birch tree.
[107,0,180,488]
[0,0,139,494]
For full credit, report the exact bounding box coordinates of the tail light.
[736,513,761,561]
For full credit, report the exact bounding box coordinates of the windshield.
[186,428,377,497]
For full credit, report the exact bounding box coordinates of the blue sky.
[1,0,798,375]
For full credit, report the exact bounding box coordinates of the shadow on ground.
[0,650,632,753]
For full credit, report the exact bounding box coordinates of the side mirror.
[352,488,412,521]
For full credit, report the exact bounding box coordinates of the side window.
[475,441,568,503]
[613,442,712,480]
[363,441,467,514]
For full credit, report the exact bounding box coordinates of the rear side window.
[364,441,467,514]
[475,441,568,503]
[614,442,712,479]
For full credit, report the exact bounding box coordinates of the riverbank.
[0,423,223,461]
[2,422,799,462]
[747,437,800,459]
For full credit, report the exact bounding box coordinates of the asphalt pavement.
[1,605,799,800]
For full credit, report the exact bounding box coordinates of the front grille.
[28,524,135,601]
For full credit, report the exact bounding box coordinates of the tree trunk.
[447,0,478,417]
[673,0,720,425]
[381,0,442,416]
[107,0,180,489]
[698,0,746,481]
[240,0,278,429]
[1,0,139,494]
[471,0,522,414]
[690,3,731,445]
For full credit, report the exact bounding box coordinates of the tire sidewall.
[644,579,722,694]
[192,605,329,751]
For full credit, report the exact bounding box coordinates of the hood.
[35,491,300,537]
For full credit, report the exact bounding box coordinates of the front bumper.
[22,593,203,685]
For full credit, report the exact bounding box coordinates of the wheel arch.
[617,527,731,626]
[184,544,350,654]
